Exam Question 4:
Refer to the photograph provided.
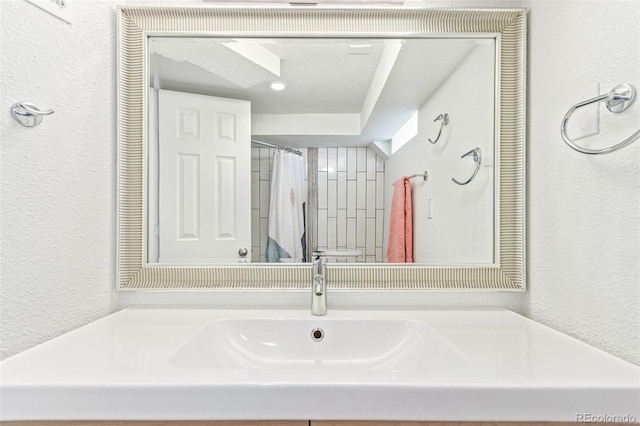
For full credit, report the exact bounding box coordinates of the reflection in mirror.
[147,37,496,266]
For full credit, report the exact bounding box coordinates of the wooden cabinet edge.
[1,422,631,425]
[0,422,307,426]
[312,422,630,426]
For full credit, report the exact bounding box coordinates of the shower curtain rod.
[251,139,303,156]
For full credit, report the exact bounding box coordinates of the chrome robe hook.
[452,147,481,185]
[428,113,449,144]
[561,84,639,155]
[11,102,55,128]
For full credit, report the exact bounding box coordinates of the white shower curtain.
[266,150,307,262]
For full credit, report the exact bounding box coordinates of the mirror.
[147,36,496,266]
[118,7,526,290]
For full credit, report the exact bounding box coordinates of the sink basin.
[169,317,461,370]
[3,309,640,421]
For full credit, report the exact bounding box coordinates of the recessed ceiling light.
[270,82,286,91]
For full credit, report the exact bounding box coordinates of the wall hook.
[452,147,481,185]
[428,113,449,144]
[11,102,55,128]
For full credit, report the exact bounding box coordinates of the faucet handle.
[312,250,326,259]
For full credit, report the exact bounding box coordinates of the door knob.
[238,247,249,257]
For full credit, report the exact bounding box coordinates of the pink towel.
[387,177,413,263]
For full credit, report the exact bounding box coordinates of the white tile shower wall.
[250,147,385,263]
[316,147,386,263]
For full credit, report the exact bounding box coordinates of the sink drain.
[311,327,324,342]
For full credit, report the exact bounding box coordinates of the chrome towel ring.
[428,113,449,144]
[561,84,639,155]
[452,147,481,186]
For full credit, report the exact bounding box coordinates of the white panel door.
[158,89,251,263]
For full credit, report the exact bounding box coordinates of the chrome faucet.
[311,251,327,316]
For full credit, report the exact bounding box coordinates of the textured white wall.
[384,43,495,264]
[0,0,119,360]
[426,0,638,366]
[522,0,640,365]
[1,0,638,366]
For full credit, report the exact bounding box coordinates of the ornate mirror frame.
[117,6,526,291]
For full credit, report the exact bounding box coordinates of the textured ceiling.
[150,37,487,147]
[151,37,384,114]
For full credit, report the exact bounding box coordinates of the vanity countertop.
[1,308,638,422]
